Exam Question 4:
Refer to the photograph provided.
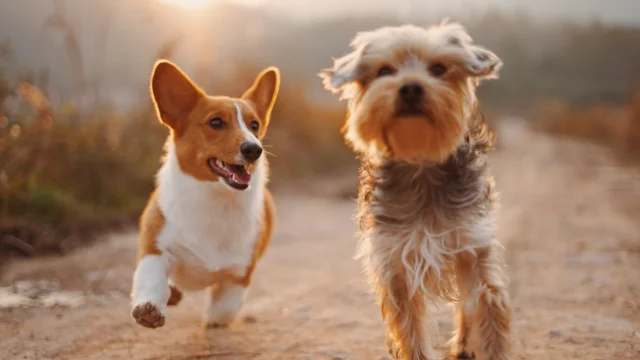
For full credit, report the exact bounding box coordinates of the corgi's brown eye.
[249,121,259,132]
[377,66,394,77]
[209,117,224,130]
[430,63,447,77]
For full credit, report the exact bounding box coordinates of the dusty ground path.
[1,122,639,360]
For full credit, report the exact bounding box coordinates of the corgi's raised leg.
[131,195,171,329]
[167,281,183,307]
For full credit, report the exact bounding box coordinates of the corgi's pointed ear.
[242,67,280,127]
[150,60,204,131]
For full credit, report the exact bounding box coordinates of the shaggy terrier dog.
[319,20,512,360]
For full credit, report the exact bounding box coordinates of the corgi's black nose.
[240,142,263,163]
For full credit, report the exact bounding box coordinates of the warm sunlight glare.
[160,0,264,9]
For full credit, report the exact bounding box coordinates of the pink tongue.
[228,165,251,184]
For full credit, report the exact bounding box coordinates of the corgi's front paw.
[205,320,230,329]
[132,301,165,329]
[203,311,237,328]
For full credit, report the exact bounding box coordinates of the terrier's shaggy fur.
[320,20,512,360]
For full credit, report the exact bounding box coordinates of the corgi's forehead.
[191,96,259,124]
[196,96,237,118]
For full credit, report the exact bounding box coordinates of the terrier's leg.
[459,247,512,360]
[203,281,248,328]
[375,270,434,360]
[450,254,476,359]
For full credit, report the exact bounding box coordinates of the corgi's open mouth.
[207,158,251,190]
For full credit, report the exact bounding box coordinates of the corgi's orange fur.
[131,60,280,329]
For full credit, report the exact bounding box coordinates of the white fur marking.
[234,101,261,164]
[234,102,260,143]
[132,254,171,313]
[155,140,266,285]
[203,284,248,325]
[402,55,425,71]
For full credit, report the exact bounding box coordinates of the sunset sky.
[264,0,639,24]
[0,0,637,106]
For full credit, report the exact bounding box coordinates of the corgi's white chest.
[155,144,265,274]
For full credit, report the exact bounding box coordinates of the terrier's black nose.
[399,82,424,103]
[240,142,263,163]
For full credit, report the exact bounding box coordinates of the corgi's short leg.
[131,254,171,329]
[167,280,183,306]
[203,189,275,328]
[131,194,171,329]
[203,281,248,328]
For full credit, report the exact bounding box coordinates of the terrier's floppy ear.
[436,22,502,79]
[150,60,204,131]
[463,45,502,79]
[319,38,369,94]
[242,66,280,127]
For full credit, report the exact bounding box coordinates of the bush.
[534,89,640,162]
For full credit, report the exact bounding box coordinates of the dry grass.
[534,89,640,163]
[3,75,638,261]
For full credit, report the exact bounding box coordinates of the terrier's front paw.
[386,332,401,359]
[132,302,165,329]
[451,351,475,359]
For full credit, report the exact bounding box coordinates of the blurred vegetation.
[0,4,638,259]
[0,81,163,257]
[534,89,640,163]
[0,63,349,259]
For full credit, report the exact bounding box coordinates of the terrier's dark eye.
[209,117,224,129]
[250,121,259,132]
[430,63,447,77]
[377,66,394,77]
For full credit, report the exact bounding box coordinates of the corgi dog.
[130,60,280,329]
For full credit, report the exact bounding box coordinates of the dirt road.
[1,122,639,359]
